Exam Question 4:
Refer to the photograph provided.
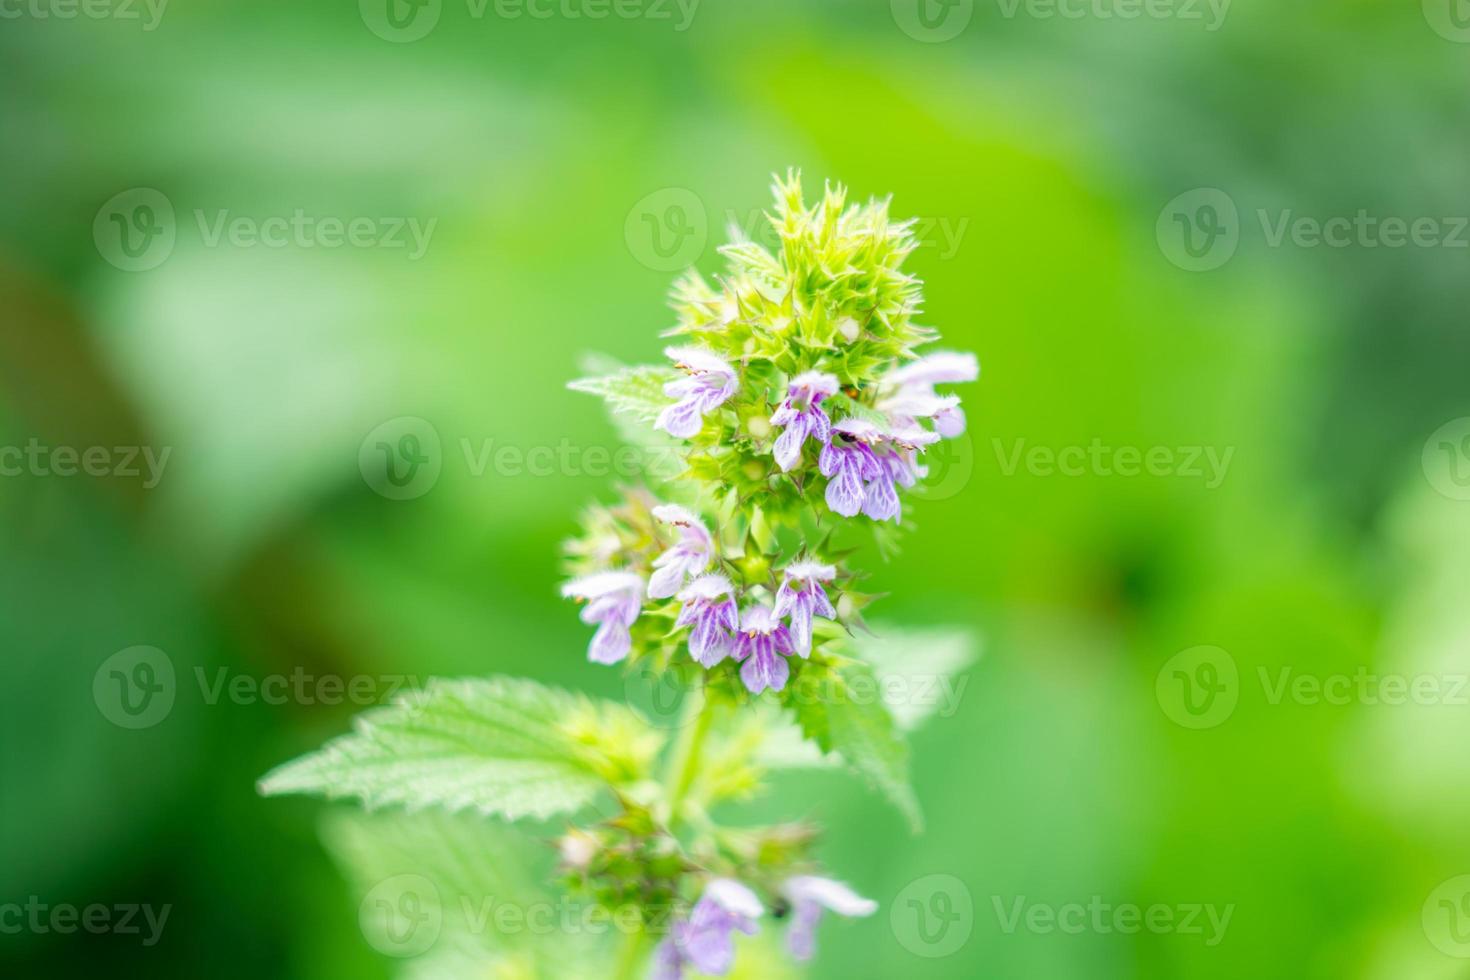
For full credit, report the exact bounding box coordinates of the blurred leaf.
[322,808,599,978]
[852,625,976,732]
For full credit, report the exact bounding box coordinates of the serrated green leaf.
[782,660,923,832]
[259,677,663,821]
[567,362,676,423]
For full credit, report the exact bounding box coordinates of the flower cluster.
[565,173,977,701]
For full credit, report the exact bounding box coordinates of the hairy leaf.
[783,659,923,833]
[567,360,676,423]
[259,677,663,821]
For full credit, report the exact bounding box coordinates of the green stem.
[664,683,718,832]
[611,926,651,980]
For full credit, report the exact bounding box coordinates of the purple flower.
[651,878,763,979]
[872,422,940,519]
[560,571,644,665]
[675,574,739,667]
[648,504,714,599]
[773,560,836,656]
[656,347,739,439]
[781,876,877,962]
[819,418,883,518]
[820,419,938,523]
[880,351,978,439]
[732,605,797,694]
[770,371,839,471]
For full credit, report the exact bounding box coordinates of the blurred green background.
[4,0,1470,977]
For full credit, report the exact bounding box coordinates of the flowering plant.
[260,172,976,978]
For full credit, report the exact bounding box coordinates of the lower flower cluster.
[652,876,876,979]
[563,500,838,695]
